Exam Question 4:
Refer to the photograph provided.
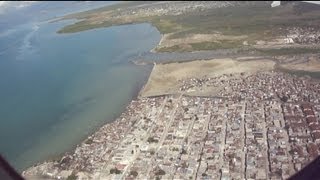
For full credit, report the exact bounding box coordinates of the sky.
[0,1,36,14]
[304,1,320,4]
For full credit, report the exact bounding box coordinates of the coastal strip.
[22,53,320,179]
[22,68,320,180]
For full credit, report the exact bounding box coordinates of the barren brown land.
[277,54,320,72]
[141,52,320,98]
[140,58,276,97]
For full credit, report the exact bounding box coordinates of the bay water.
[0,18,160,172]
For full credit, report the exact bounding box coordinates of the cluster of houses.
[23,71,320,180]
[112,1,237,18]
[286,27,320,45]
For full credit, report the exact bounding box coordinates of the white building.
[271,1,281,7]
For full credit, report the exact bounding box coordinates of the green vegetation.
[58,20,113,34]
[181,148,187,154]
[168,3,276,36]
[147,137,159,143]
[157,45,320,55]
[63,1,159,20]
[56,1,320,52]
[66,173,77,180]
[157,40,243,52]
[129,170,138,177]
[59,2,320,36]
[256,47,320,55]
[156,45,185,53]
[277,67,320,79]
[155,169,166,176]
[85,138,94,144]
[190,40,243,51]
[172,147,179,151]
[188,4,318,35]
[110,168,122,174]
[150,17,183,34]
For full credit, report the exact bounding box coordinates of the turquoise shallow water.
[0,19,160,172]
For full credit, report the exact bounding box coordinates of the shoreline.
[22,53,320,178]
[22,57,320,179]
[21,49,320,175]
[150,33,164,53]
[137,62,156,99]
[21,63,153,173]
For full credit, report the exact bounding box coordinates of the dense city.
[286,27,320,45]
[23,71,320,180]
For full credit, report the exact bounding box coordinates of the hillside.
[56,1,320,53]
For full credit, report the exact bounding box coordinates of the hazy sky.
[304,1,320,4]
[0,1,37,14]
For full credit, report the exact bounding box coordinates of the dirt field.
[140,58,275,97]
[156,33,247,47]
[279,55,320,72]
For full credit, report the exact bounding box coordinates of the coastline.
[22,68,156,179]
[150,34,163,53]
[21,63,153,174]
[20,23,320,175]
[3,21,162,173]
[18,1,320,178]
[137,62,156,99]
[22,52,320,179]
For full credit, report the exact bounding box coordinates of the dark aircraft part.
[288,155,320,180]
[0,155,24,180]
